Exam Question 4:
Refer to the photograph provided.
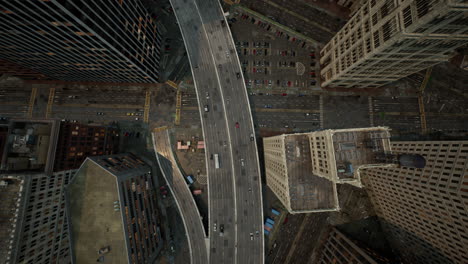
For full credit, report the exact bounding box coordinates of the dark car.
[235,122,240,128]
[236,72,241,79]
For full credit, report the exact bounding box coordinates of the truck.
[186,175,194,184]
[271,208,280,216]
[266,218,275,225]
[265,222,273,229]
[214,154,220,169]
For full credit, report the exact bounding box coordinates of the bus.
[214,154,220,169]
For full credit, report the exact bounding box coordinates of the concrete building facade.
[263,127,391,213]
[362,141,468,264]
[0,0,162,83]
[320,0,468,88]
[0,170,76,264]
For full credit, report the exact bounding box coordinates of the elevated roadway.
[152,130,208,264]
[169,0,264,263]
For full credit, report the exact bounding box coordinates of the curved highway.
[169,0,265,263]
[152,130,208,264]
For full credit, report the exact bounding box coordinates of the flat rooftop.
[0,177,23,261]
[67,160,128,264]
[332,129,391,180]
[285,134,338,212]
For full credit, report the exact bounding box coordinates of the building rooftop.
[1,119,59,174]
[284,134,338,213]
[67,160,128,264]
[331,129,391,182]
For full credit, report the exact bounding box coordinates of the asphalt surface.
[152,130,208,264]
[170,0,264,263]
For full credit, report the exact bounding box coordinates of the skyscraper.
[263,127,392,213]
[0,0,162,83]
[66,153,163,263]
[320,0,468,88]
[0,170,76,264]
[362,141,468,264]
[313,227,392,264]
[54,122,120,172]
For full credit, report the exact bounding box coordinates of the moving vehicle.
[235,122,240,128]
[98,246,110,254]
[204,105,209,112]
[186,175,194,184]
[220,224,224,236]
[214,222,217,232]
[214,154,220,169]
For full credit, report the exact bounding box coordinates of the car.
[250,133,255,141]
[206,92,209,99]
[250,233,254,240]
[214,222,217,232]
[220,224,224,236]
[256,231,259,237]
[204,105,209,112]
[236,72,241,79]
[305,113,310,116]
[235,122,240,128]
[97,112,104,115]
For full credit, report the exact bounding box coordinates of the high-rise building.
[362,141,468,264]
[263,127,391,213]
[0,0,162,83]
[54,122,119,172]
[320,0,468,88]
[308,127,392,187]
[0,170,76,264]
[0,119,60,175]
[66,153,162,264]
[313,227,393,264]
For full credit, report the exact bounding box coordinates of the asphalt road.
[152,130,208,264]
[170,0,264,263]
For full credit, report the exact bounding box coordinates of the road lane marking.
[166,80,179,89]
[46,88,55,118]
[175,90,182,125]
[57,103,143,109]
[144,89,151,123]
[27,87,37,118]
